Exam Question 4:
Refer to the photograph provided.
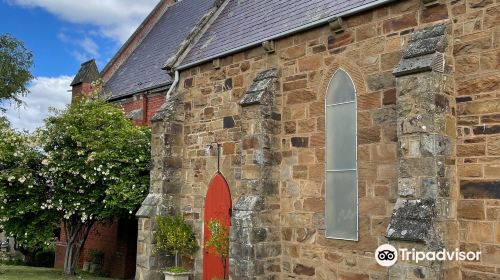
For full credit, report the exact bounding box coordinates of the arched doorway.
[203,173,231,280]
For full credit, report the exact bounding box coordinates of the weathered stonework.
[387,23,459,279]
[137,1,500,279]
[231,69,281,280]
[135,95,184,280]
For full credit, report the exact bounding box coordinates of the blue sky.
[1,0,158,130]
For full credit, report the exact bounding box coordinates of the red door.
[203,173,231,280]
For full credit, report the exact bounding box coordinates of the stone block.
[468,222,493,242]
[458,200,485,220]
[255,243,281,258]
[386,198,435,242]
[482,245,500,266]
[367,72,396,91]
[383,12,418,34]
[234,195,265,211]
[403,36,446,59]
[399,177,417,197]
[399,157,437,178]
[293,264,315,276]
[373,106,396,125]
[460,180,500,199]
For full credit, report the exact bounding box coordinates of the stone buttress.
[387,24,460,279]
[136,95,184,280]
[230,69,282,280]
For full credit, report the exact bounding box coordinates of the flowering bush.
[38,88,151,274]
[0,82,151,274]
[0,118,58,263]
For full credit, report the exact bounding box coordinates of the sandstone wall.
[453,0,500,279]
[146,0,500,279]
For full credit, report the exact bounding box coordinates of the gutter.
[107,82,172,102]
[177,0,394,71]
[166,70,179,99]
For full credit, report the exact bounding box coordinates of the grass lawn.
[0,265,114,280]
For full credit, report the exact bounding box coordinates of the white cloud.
[8,0,159,43]
[4,76,73,131]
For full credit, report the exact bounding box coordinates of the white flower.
[42,159,49,165]
[135,159,139,163]
[7,176,15,182]
[19,176,26,183]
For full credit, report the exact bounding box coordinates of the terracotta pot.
[163,271,192,280]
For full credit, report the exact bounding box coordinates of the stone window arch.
[325,69,358,241]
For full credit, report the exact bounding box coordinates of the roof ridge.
[80,59,96,66]
[167,0,227,71]
[100,0,175,80]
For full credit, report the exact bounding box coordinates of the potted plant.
[205,219,230,280]
[155,215,198,280]
[89,250,104,274]
[82,250,94,271]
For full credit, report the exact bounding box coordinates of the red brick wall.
[55,219,137,279]
[113,91,166,125]
[72,83,95,101]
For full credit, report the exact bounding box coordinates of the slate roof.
[70,59,99,86]
[180,0,391,68]
[104,0,216,100]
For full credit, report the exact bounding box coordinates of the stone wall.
[453,0,500,279]
[141,0,500,279]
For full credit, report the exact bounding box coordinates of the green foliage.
[33,249,55,268]
[165,267,188,273]
[39,87,151,221]
[205,219,229,279]
[0,33,34,109]
[205,219,229,260]
[86,250,104,264]
[0,118,58,256]
[0,84,151,275]
[155,215,197,268]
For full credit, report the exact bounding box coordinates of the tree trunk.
[63,219,94,275]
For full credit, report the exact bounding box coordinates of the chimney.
[70,59,100,101]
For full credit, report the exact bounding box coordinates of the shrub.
[155,215,197,270]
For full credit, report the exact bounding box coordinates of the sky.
[1,0,159,131]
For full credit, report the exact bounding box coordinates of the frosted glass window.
[325,69,358,240]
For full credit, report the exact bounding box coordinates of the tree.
[39,89,151,275]
[154,215,198,270]
[0,34,34,109]
[0,118,58,264]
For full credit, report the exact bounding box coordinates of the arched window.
[325,69,358,240]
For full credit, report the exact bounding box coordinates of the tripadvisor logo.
[375,244,481,267]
